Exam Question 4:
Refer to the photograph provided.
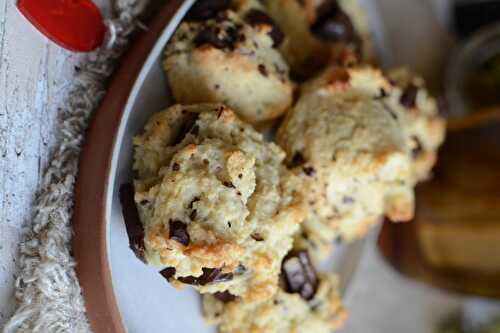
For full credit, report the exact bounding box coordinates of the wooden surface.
[0,0,85,326]
[0,0,468,331]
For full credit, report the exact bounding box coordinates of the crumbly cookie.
[133,104,304,302]
[203,251,346,333]
[385,68,446,182]
[262,0,373,78]
[164,10,293,125]
[277,66,414,257]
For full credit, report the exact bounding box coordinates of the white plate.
[102,1,386,331]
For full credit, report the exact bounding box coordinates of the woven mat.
[2,1,149,332]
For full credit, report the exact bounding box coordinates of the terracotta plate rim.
[73,1,193,332]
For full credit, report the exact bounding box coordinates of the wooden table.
[0,0,469,331]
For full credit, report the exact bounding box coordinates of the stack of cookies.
[121,1,446,332]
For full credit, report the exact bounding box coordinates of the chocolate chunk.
[234,263,247,275]
[173,112,199,145]
[412,136,424,158]
[194,26,228,49]
[258,64,268,77]
[400,84,419,108]
[213,291,236,303]
[311,0,356,43]
[172,162,180,171]
[290,152,306,167]
[160,267,176,281]
[244,9,284,47]
[185,0,230,22]
[178,267,233,285]
[303,166,315,176]
[119,184,146,262]
[282,250,318,300]
[251,233,264,241]
[169,220,190,246]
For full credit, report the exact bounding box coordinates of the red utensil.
[17,0,106,52]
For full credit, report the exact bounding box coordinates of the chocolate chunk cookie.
[133,104,305,301]
[164,10,293,125]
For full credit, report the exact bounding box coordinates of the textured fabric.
[3,1,148,332]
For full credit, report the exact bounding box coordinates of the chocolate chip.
[258,64,268,77]
[223,181,235,188]
[342,196,354,204]
[178,267,233,285]
[412,136,424,158]
[379,88,387,98]
[189,197,200,209]
[238,173,243,179]
[244,9,284,47]
[213,291,236,303]
[172,163,180,171]
[400,84,419,108]
[282,250,318,300]
[383,104,399,121]
[311,0,356,43]
[169,220,190,246]
[234,263,247,275]
[190,210,197,221]
[160,267,176,281]
[185,0,230,22]
[119,184,146,262]
[290,152,306,168]
[251,233,264,241]
[303,166,315,176]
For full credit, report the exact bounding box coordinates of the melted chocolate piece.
[185,0,230,22]
[400,84,419,108]
[169,220,190,246]
[194,23,243,51]
[178,267,233,286]
[290,152,306,168]
[303,166,315,176]
[251,233,264,241]
[412,136,424,158]
[160,267,176,281]
[213,291,237,303]
[194,26,228,49]
[258,64,268,77]
[282,250,318,300]
[311,0,356,43]
[119,184,146,262]
[244,9,284,47]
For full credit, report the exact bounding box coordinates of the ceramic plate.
[73,1,386,332]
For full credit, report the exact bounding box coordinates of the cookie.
[133,104,304,302]
[203,251,346,333]
[385,68,446,182]
[262,0,373,78]
[277,66,414,257]
[164,10,293,125]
